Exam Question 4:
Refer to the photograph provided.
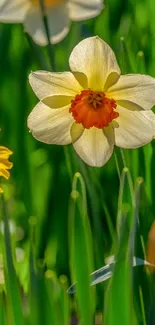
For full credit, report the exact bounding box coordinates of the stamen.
[70,90,119,129]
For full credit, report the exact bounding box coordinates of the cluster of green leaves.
[0,0,155,324]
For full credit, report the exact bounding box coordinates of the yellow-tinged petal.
[0,0,30,23]
[0,146,13,193]
[29,71,82,100]
[73,72,88,89]
[68,0,104,21]
[24,3,70,46]
[28,101,74,145]
[72,125,114,167]
[69,36,120,90]
[0,158,13,169]
[114,106,154,148]
[70,123,84,143]
[43,95,74,108]
[0,168,10,179]
[107,74,155,111]
[0,146,13,158]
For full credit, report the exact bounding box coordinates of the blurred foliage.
[0,0,155,324]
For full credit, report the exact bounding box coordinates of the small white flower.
[28,36,155,167]
[0,0,104,45]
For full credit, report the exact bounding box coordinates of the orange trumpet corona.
[32,0,63,6]
[70,90,119,129]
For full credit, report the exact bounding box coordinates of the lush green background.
[0,0,155,324]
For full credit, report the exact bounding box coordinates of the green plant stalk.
[39,0,56,71]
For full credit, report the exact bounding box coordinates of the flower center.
[70,90,119,129]
[32,0,63,7]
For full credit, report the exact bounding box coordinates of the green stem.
[25,32,49,70]
[39,0,56,71]
[114,151,121,180]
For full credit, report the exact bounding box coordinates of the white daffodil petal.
[107,74,155,110]
[28,101,74,145]
[140,110,155,138]
[24,3,70,46]
[73,126,114,167]
[114,106,154,148]
[0,0,5,6]
[47,4,70,44]
[24,6,47,46]
[29,71,82,100]
[69,36,120,90]
[68,0,104,21]
[0,0,29,22]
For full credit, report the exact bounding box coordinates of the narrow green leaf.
[104,172,142,325]
[1,196,24,325]
[68,172,95,325]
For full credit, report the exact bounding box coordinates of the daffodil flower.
[0,146,13,192]
[28,37,155,167]
[0,0,104,46]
